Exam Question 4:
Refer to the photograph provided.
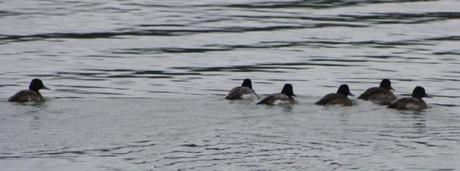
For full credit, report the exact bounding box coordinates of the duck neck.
[29,87,40,93]
[338,92,348,97]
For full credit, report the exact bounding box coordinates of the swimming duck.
[257,83,295,105]
[388,86,430,110]
[225,79,259,100]
[316,84,354,106]
[358,79,396,105]
[9,79,50,103]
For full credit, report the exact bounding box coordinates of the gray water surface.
[1,0,460,170]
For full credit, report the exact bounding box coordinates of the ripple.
[0,140,157,159]
[220,0,436,9]
[340,12,460,24]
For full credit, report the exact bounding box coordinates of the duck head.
[29,79,49,92]
[380,79,394,90]
[337,84,353,97]
[412,86,431,99]
[241,79,253,89]
[281,83,295,97]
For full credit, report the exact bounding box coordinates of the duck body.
[257,84,295,105]
[387,97,427,110]
[225,86,258,100]
[9,90,45,103]
[316,93,353,106]
[358,87,396,105]
[225,79,259,100]
[257,93,295,105]
[358,79,396,105]
[316,84,354,106]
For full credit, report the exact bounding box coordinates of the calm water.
[1,0,460,170]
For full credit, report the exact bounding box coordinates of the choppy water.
[1,0,460,170]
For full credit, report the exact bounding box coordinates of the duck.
[225,79,259,100]
[388,86,430,110]
[9,78,50,103]
[316,84,354,106]
[358,79,396,105]
[257,83,295,105]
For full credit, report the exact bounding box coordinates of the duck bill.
[425,94,433,98]
[43,86,50,90]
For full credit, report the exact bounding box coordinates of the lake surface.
[1,0,460,170]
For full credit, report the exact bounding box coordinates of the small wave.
[0,140,156,159]
[219,0,435,9]
[340,12,460,24]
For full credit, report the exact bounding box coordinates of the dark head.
[412,86,430,99]
[241,79,252,89]
[281,83,295,97]
[379,79,393,90]
[29,79,49,92]
[337,84,353,96]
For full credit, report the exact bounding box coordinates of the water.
[1,0,460,170]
